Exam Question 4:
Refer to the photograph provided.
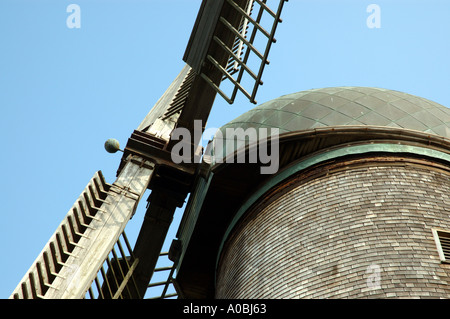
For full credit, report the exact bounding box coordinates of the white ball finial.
[104,138,122,153]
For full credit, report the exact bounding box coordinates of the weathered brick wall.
[216,160,450,298]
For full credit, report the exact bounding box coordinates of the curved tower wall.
[173,87,450,299]
[216,156,450,298]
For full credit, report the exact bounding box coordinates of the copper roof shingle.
[221,87,450,137]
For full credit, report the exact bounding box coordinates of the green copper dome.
[220,86,450,137]
[209,87,450,163]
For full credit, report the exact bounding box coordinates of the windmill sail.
[10,0,287,299]
[184,0,287,104]
[10,163,154,299]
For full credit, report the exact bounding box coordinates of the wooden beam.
[43,156,154,298]
[127,188,180,298]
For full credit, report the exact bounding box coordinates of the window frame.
[432,228,450,264]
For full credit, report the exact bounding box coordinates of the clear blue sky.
[1,0,449,298]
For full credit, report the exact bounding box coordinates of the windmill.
[10,0,287,299]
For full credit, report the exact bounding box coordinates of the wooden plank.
[10,171,110,299]
[112,258,139,299]
[43,156,155,299]
[137,65,192,134]
[126,190,179,298]
[183,0,225,72]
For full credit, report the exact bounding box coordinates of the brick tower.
[174,86,450,298]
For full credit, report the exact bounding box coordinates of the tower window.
[432,229,450,263]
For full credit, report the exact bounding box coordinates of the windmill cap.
[219,86,450,138]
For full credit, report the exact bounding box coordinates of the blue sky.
[1,0,449,298]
